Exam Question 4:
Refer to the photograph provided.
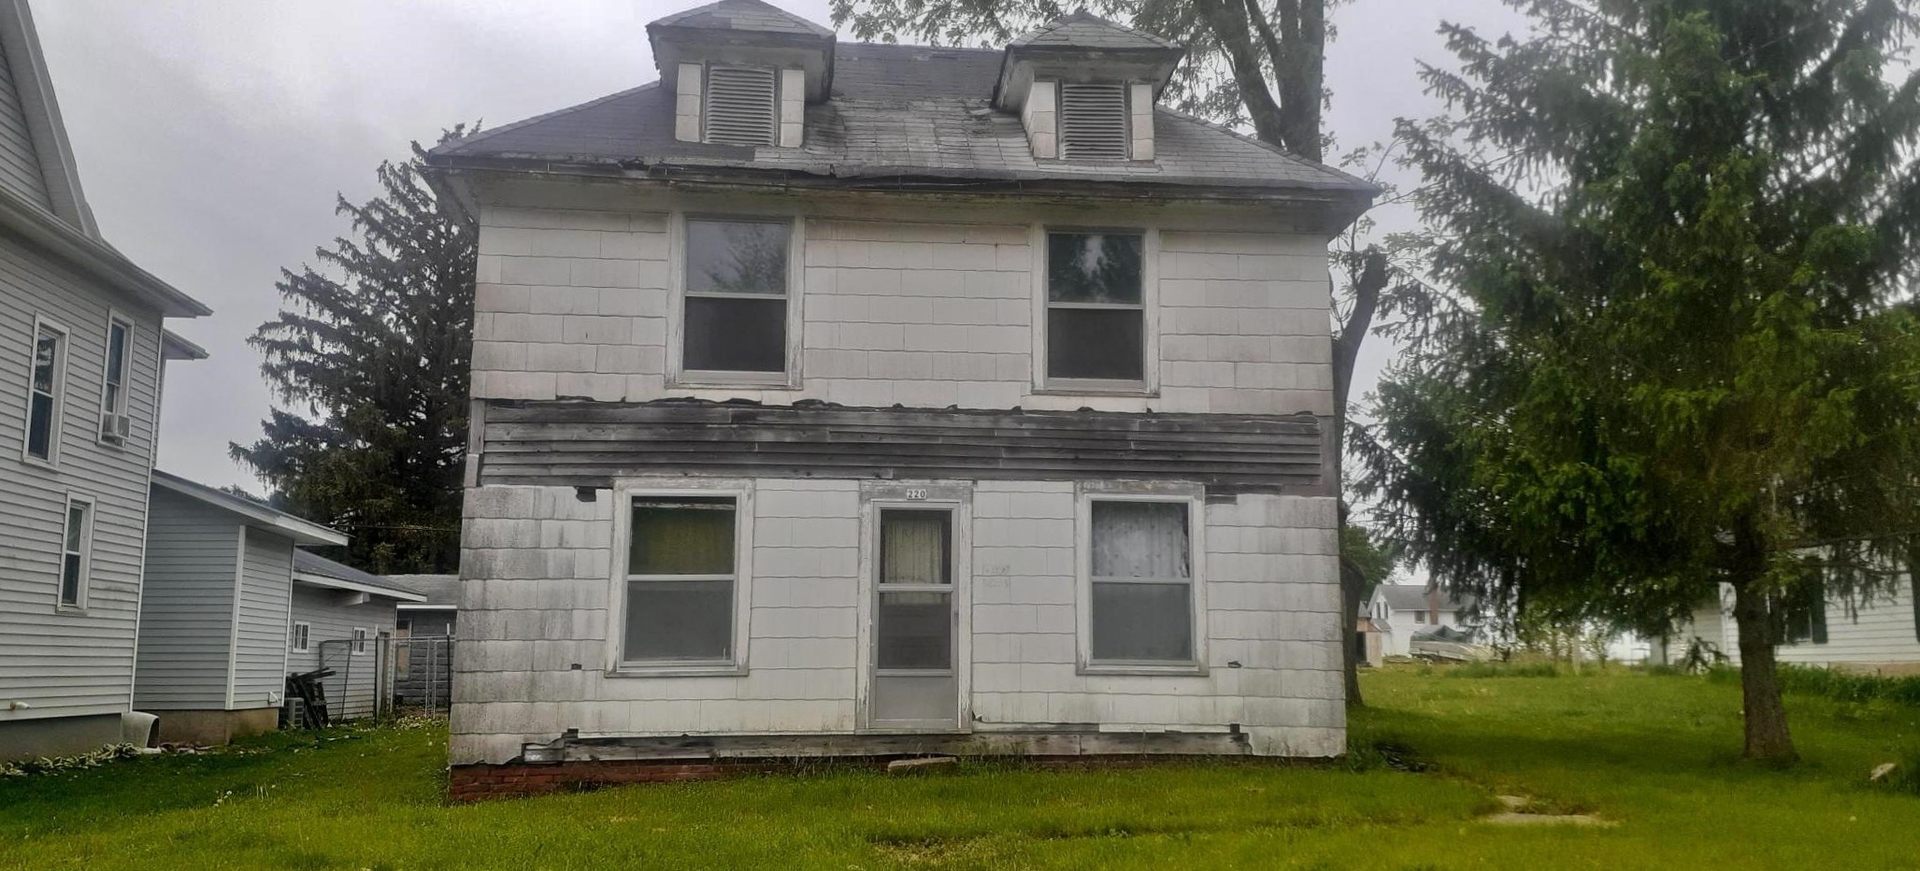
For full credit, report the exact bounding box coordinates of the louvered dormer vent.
[704,66,777,146]
[1058,82,1130,161]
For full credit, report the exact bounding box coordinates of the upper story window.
[25,319,66,464]
[703,66,778,146]
[681,217,792,379]
[100,318,132,443]
[1057,82,1129,161]
[1045,231,1145,385]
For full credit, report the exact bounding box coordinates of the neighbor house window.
[1782,579,1828,645]
[623,496,738,664]
[290,622,311,652]
[1414,611,1426,624]
[58,495,92,608]
[681,218,791,377]
[351,627,369,654]
[1046,231,1144,385]
[1088,500,1194,663]
[25,320,65,462]
[99,318,132,439]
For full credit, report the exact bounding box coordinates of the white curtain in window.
[882,512,948,585]
[1091,501,1189,579]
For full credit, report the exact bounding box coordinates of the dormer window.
[1057,82,1129,161]
[703,66,778,146]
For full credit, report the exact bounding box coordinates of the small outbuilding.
[134,472,422,743]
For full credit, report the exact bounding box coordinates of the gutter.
[0,184,211,318]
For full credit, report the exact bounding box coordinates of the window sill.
[671,372,799,391]
[1077,662,1207,677]
[1033,382,1157,398]
[20,454,58,472]
[53,604,87,616]
[608,664,747,678]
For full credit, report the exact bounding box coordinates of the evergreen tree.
[1357,0,1920,760]
[231,129,479,574]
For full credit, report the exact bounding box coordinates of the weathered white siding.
[467,202,1332,416]
[288,584,396,721]
[450,480,1342,765]
[0,228,164,728]
[231,530,294,709]
[132,487,238,711]
[0,38,49,211]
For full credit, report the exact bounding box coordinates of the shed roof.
[293,550,427,603]
[428,42,1369,197]
[150,470,345,547]
[388,574,459,609]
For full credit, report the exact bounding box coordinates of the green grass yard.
[3,668,1916,870]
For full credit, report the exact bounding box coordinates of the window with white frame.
[290,621,311,652]
[681,218,791,377]
[100,318,132,436]
[1046,231,1145,385]
[58,495,92,608]
[623,495,739,664]
[351,627,369,654]
[25,320,65,462]
[1088,499,1194,663]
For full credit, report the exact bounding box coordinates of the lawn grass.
[1,669,1915,870]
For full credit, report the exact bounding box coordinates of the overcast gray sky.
[33,0,1522,490]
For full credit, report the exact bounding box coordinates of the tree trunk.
[1332,252,1388,708]
[1729,577,1799,763]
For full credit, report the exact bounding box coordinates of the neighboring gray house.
[428,0,1371,793]
[0,0,210,761]
[288,551,425,721]
[1664,579,1920,675]
[134,472,347,743]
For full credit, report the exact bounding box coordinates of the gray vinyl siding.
[131,488,238,711]
[0,226,165,726]
[0,41,49,211]
[231,529,294,710]
[288,585,396,721]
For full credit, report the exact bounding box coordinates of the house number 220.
[904,489,928,500]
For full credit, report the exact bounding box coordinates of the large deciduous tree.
[1357,0,1920,761]
[837,0,1410,705]
[231,129,479,574]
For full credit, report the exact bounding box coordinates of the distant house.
[288,551,426,721]
[135,472,424,743]
[0,0,211,761]
[1662,580,1920,675]
[1366,584,1480,659]
[428,0,1371,793]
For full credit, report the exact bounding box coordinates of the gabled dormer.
[646,0,835,148]
[994,11,1185,162]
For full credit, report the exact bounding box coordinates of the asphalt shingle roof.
[294,550,426,601]
[1379,584,1477,613]
[1010,10,1181,51]
[649,0,834,38]
[431,42,1369,194]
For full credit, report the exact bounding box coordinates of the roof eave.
[294,572,428,603]
[150,471,347,547]
[0,185,212,318]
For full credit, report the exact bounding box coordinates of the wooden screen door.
[869,507,960,730]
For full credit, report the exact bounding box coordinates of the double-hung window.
[25,320,65,462]
[681,218,792,380]
[290,622,311,652]
[59,495,92,609]
[1045,231,1145,386]
[1087,499,1196,665]
[100,318,131,441]
[623,495,739,665]
[352,627,369,655]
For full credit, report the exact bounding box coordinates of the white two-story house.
[427,0,1373,796]
[0,0,210,761]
